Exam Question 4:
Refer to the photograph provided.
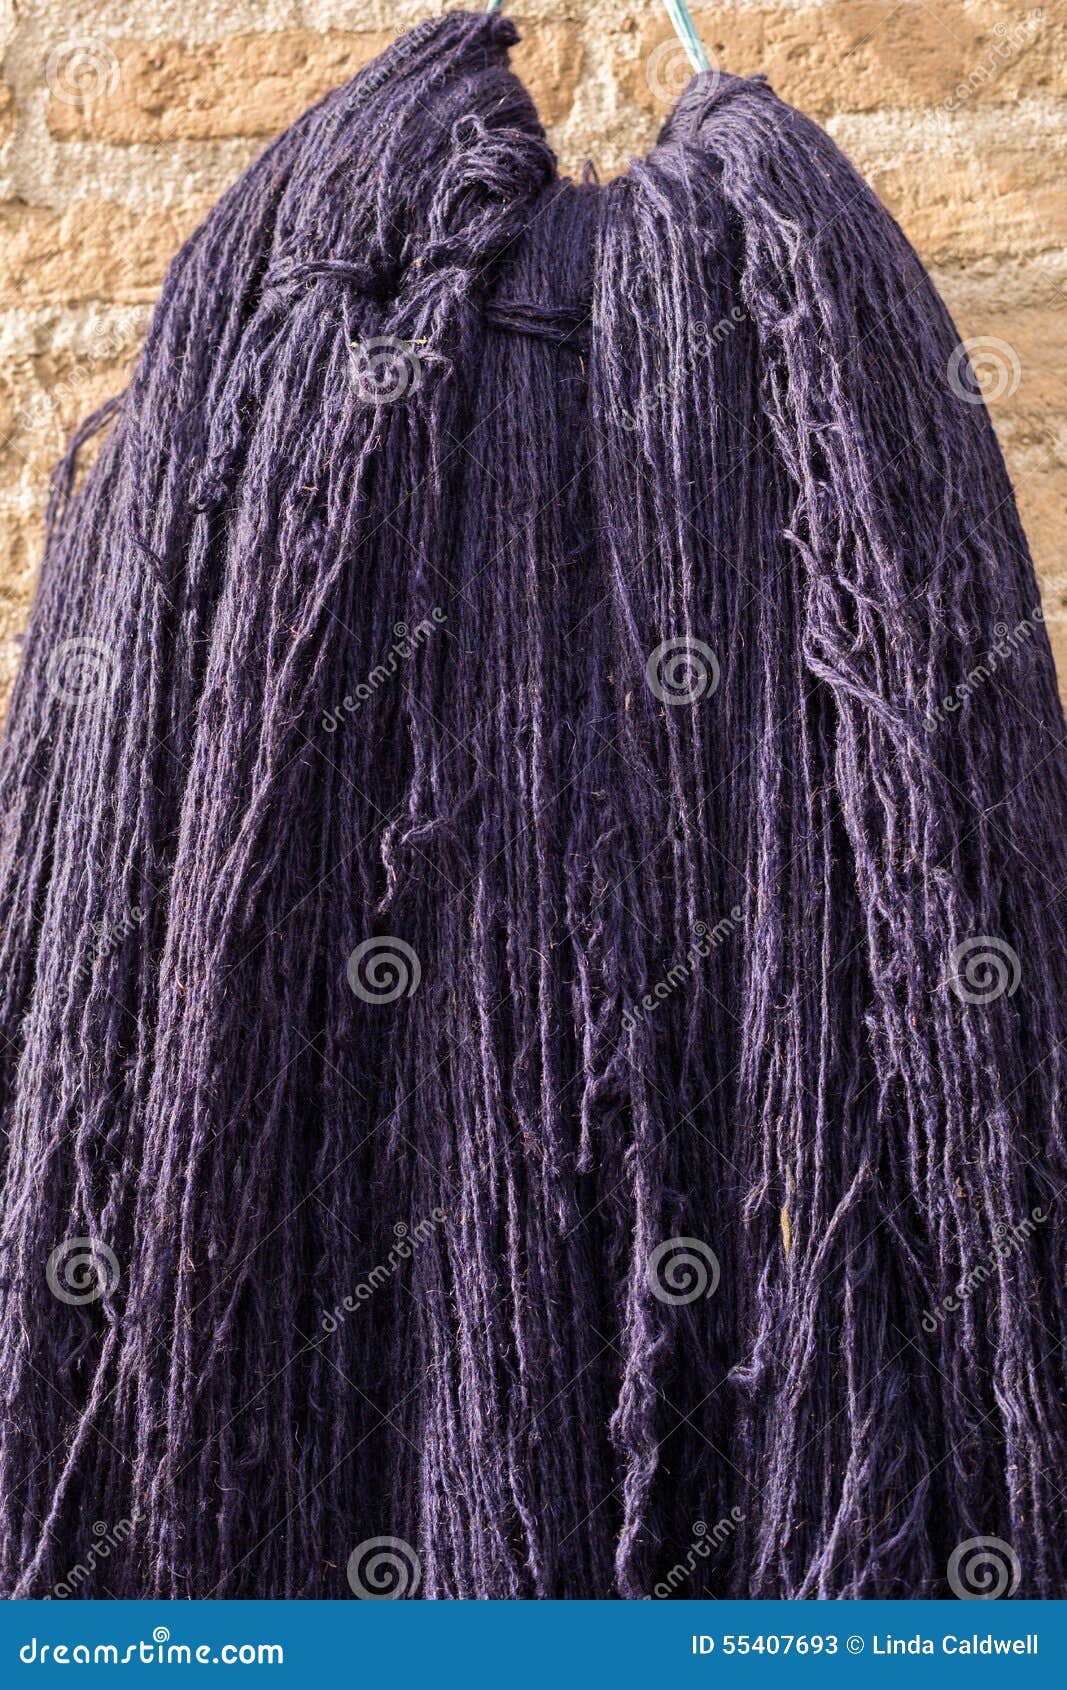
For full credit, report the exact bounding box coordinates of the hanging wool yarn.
[0,10,1065,1601]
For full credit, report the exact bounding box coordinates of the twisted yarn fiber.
[0,12,1065,1599]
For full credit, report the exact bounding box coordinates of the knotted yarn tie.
[262,257,401,305]
[263,257,588,351]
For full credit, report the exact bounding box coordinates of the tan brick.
[0,0,13,145]
[1,339,137,490]
[0,505,44,602]
[513,22,584,126]
[860,146,1067,263]
[929,306,1066,426]
[620,3,1063,118]
[1044,618,1067,702]
[0,80,14,146]
[1018,461,1067,593]
[0,197,214,306]
[983,309,1066,420]
[45,24,582,144]
[45,30,389,144]
[0,503,45,725]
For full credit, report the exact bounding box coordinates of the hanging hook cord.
[485,1,709,74]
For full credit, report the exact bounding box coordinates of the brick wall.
[2,0,1065,710]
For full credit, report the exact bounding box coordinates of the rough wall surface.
[1,0,1065,708]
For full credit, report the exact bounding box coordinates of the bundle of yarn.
[1,11,1064,1600]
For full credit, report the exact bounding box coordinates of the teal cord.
[484,0,709,74]
[662,0,710,73]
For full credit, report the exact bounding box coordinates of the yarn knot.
[262,257,401,307]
